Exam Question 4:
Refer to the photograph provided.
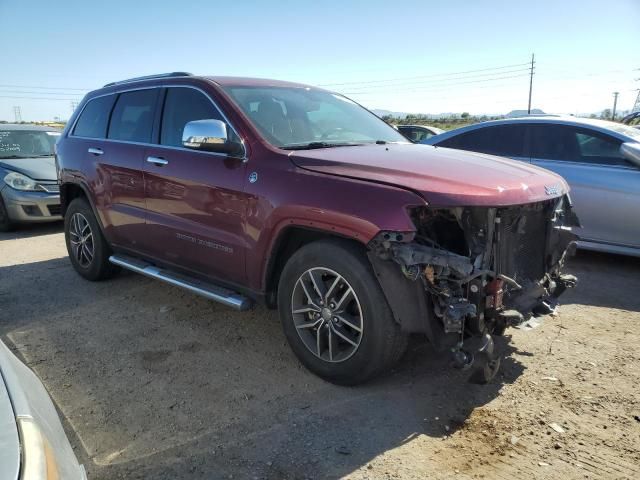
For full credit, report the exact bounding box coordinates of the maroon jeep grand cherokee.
[56,72,578,385]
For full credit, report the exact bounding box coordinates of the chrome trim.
[146,156,168,166]
[68,84,247,161]
[109,254,252,311]
[87,147,103,155]
[182,119,227,148]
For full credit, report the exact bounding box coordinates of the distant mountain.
[505,109,545,117]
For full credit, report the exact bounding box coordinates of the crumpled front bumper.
[368,195,579,381]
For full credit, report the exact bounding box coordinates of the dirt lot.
[1,223,639,479]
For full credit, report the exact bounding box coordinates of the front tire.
[64,197,119,281]
[278,239,408,385]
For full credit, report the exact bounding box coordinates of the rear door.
[102,88,159,249]
[529,124,640,248]
[69,91,155,248]
[142,86,248,285]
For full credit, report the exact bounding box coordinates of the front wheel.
[278,239,408,385]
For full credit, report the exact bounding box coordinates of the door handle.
[88,147,103,155]
[147,156,169,166]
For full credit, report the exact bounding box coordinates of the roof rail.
[103,72,193,88]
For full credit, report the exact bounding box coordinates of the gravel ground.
[1,223,639,479]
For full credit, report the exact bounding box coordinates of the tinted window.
[439,125,527,157]
[73,95,115,138]
[160,88,223,147]
[530,125,625,165]
[108,89,158,143]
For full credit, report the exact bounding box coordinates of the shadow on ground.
[0,256,526,480]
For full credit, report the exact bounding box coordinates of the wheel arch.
[263,225,368,308]
[60,182,106,233]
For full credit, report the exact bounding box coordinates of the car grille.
[47,204,62,216]
[495,201,552,284]
[38,183,60,193]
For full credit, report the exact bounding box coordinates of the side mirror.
[182,119,244,157]
[620,142,640,168]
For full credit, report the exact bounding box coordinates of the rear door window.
[439,125,527,157]
[73,95,115,138]
[160,87,224,147]
[108,89,158,143]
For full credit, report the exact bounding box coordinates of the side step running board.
[109,254,252,311]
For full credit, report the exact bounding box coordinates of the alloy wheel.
[69,212,94,268]
[291,267,364,363]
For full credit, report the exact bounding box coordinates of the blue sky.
[1,0,638,121]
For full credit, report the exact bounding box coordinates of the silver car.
[423,116,640,257]
[0,339,86,479]
[0,124,62,231]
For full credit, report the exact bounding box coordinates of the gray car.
[0,339,86,479]
[0,124,62,231]
[423,116,640,257]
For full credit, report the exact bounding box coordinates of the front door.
[142,86,248,285]
[529,124,640,248]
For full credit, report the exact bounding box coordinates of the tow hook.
[451,333,501,384]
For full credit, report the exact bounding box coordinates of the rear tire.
[0,196,15,232]
[278,239,408,385]
[64,197,119,281]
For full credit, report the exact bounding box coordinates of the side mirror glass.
[620,142,640,168]
[182,119,244,157]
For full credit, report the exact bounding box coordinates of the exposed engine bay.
[368,195,579,383]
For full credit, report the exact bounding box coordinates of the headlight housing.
[17,416,60,480]
[4,172,42,192]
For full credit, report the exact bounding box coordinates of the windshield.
[223,86,408,149]
[0,130,60,158]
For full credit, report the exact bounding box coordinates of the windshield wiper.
[0,155,28,159]
[283,142,365,150]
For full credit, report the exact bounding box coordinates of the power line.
[318,62,531,87]
[335,67,531,93]
[342,73,531,95]
[0,84,90,91]
[0,90,86,96]
[0,95,83,101]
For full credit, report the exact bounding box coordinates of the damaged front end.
[368,195,579,383]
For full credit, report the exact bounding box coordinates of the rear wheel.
[278,239,408,385]
[0,196,15,232]
[64,197,119,280]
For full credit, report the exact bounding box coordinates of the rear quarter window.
[73,95,116,138]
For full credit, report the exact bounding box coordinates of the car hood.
[288,143,569,206]
[0,156,56,181]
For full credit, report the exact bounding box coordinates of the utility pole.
[527,53,535,114]
[13,106,22,123]
[612,92,619,121]
[70,101,79,113]
[632,89,640,113]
